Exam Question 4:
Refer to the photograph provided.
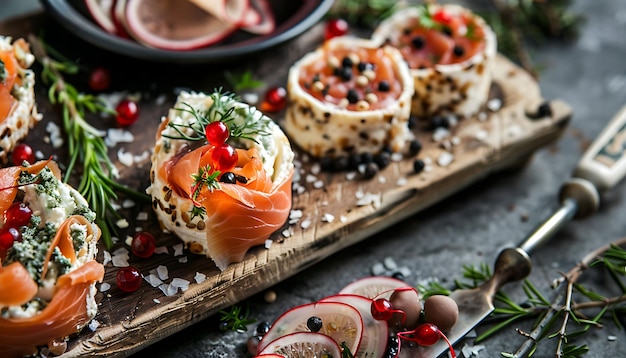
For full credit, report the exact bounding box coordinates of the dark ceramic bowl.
[39,0,335,64]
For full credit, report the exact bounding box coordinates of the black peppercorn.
[413,159,425,173]
[347,89,359,104]
[411,36,425,49]
[378,80,390,92]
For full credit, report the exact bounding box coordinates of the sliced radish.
[85,0,117,34]
[339,276,412,299]
[123,0,237,51]
[111,0,130,38]
[187,0,250,26]
[257,301,364,356]
[242,0,275,35]
[319,294,389,358]
[257,332,342,357]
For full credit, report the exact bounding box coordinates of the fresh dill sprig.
[224,70,264,92]
[218,304,256,333]
[28,35,149,249]
[163,90,271,145]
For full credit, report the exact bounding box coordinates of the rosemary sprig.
[218,304,256,333]
[441,239,626,358]
[28,35,149,248]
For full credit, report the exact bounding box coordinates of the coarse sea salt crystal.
[156,265,169,281]
[145,274,163,287]
[438,152,454,167]
[111,248,130,267]
[322,213,335,223]
[306,174,317,183]
[178,256,188,264]
[136,212,149,221]
[339,215,348,223]
[282,229,291,238]
[88,319,100,331]
[371,262,386,276]
[171,278,190,291]
[100,282,111,292]
[378,176,386,184]
[173,243,184,256]
[116,218,129,229]
[159,283,178,297]
[154,246,168,254]
[122,199,135,208]
[310,162,321,175]
[461,343,485,357]
[46,122,64,148]
[153,298,161,304]
[194,272,207,284]
[265,239,273,249]
[106,128,134,147]
[102,250,112,266]
[35,150,44,160]
[432,127,450,142]
[391,152,403,162]
[397,177,407,186]
[134,150,150,163]
[300,218,312,229]
[117,149,134,167]
[313,180,324,189]
[346,172,357,181]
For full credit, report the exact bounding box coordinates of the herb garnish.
[28,35,149,248]
[418,239,626,357]
[164,90,271,145]
[218,304,256,332]
[225,70,264,92]
[188,164,221,220]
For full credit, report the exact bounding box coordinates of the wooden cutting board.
[1,13,571,357]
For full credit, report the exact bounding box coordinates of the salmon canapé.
[0,161,103,357]
[148,91,294,271]
[372,4,497,118]
[285,37,414,159]
[0,36,40,164]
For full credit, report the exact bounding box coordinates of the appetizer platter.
[0,3,572,357]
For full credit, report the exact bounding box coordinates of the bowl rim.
[40,0,335,64]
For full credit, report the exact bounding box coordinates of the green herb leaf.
[225,70,264,92]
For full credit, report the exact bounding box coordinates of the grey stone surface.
[137,1,626,357]
[3,0,625,357]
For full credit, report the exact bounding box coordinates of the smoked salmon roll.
[148,91,295,271]
[371,4,497,118]
[284,36,414,159]
[0,36,41,164]
[0,160,104,357]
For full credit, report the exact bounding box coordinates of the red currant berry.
[4,202,32,228]
[205,121,230,145]
[116,266,142,292]
[433,10,452,24]
[324,18,348,40]
[261,86,287,113]
[11,143,35,165]
[0,226,21,250]
[211,143,239,172]
[88,66,111,92]
[115,99,140,126]
[131,231,156,258]
[371,298,405,322]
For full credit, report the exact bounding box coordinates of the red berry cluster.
[0,202,33,254]
[370,287,458,357]
[205,121,238,172]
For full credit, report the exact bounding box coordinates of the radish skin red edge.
[243,0,275,35]
[123,0,238,51]
[85,0,117,34]
[85,0,275,50]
